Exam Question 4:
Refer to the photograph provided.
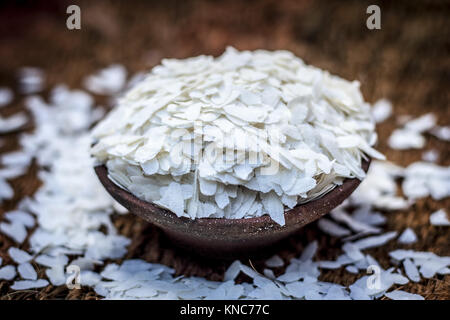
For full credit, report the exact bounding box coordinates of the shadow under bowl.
[94,160,369,259]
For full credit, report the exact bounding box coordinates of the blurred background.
[0,0,448,162]
[0,0,448,299]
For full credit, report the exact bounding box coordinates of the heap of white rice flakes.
[91,47,384,225]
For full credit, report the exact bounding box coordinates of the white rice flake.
[403,259,420,282]
[84,64,127,95]
[8,247,33,264]
[402,162,450,201]
[18,67,45,94]
[330,209,381,234]
[345,265,359,274]
[0,112,28,133]
[0,87,13,107]
[80,270,102,286]
[404,113,436,133]
[46,266,67,286]
[4,210,35,228]
[0,221,28,243]
[317,218,351,237]
[398,228,417,244]
[265,255,284,268]
[389,249,450,280]
[342,243,364,261]
[371,99,392,123]
[224,260,242,281]
[11,279,49,290]
[0,178,14,203]
[351,232,398,250]
[18,262,38,280]
[350,161,409,211]
[429,209,450,226]
[0,265,16,280]
[388,129,425,150]
[385,290,424,300]
[422,149,439,162]
[430,126,450,141]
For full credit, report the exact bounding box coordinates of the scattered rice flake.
[342,242,365,261]
[429,209,450,226]
[1,151,32,168]
[351,231,398,250]
[402,162,450,201]
[0,221,27,243]
[18,262,38,280]
[398,228,417,244]
[10,279,49,290]
[0,166,28,179]
[8,247,33,264]
[429,125,450,141]
[35,255,69,268]
[403,259,420,282]
[388,129,425,150]
[224,260,242,281]
[83,64,127,95]
[4,210,35,228]
[80,270,102,286]
[389,249,436,261]
[422,149,439,162]
[299,241,318,262]
[371,99,392,123]
[345,265,359,274]
[404,113,436,133]
[318,260,345,269]
[0,87,13,107]
[0,112,28,133]
[330,209,381,234]
[385,290,424,300]
[18,67,45,94]
[46,266,67,286]
[0,178,14,202]
[317,218,351,237]
[265,255,284,268]
[419,258,450,278]
[0,265,16,280]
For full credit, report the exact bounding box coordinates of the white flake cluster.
[0,61,448,301]
[91,47,383,225]
[388,113,449,149]
[83,64,127,95]
[0,85,130,289]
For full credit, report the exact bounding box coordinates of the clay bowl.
[94,160,369,259]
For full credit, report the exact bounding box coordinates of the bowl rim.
[94,159,370,228]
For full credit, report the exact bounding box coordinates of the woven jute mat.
[0,0,448,300]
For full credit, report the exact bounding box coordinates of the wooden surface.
[0,0,448,299]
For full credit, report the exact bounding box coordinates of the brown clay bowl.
[94,160,369,259]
